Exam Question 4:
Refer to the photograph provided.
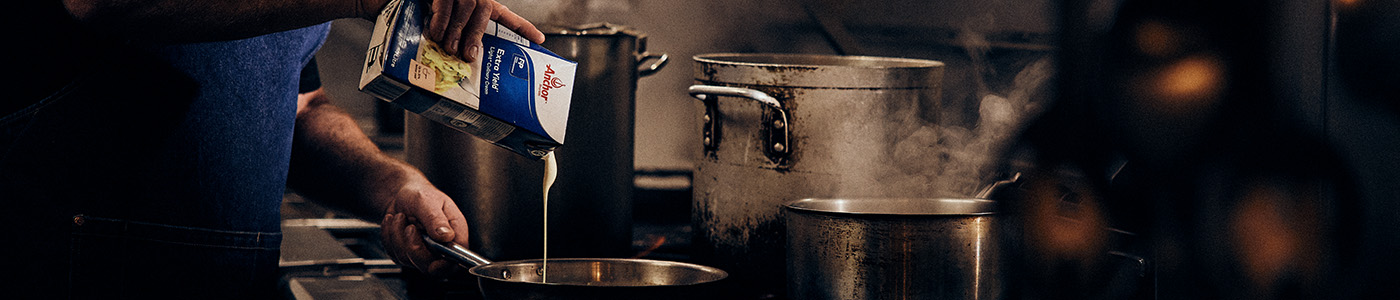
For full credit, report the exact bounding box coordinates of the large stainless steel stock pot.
[687,53,945,297]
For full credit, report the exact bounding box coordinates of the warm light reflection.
[1337,0,1361,9]
[832,200,850,213]
[591,261,604,283]
[1154,55,1225,111]
[1136,20,1180,57]
[1231,183,1298,289]
[973,217,985,300]
[1024,177,1107,261]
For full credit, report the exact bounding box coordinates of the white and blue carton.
[360,0,576,159]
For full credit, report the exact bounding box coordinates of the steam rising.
[883,34,1053,197]
[543,0,592,26]
[503,0,1052,198]
[502,0,635,26]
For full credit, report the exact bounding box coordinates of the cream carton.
[360,0,576,159]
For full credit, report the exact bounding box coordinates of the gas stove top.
[277,171,699,300]
[277,218,701,300]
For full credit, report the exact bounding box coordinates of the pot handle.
[688,85,791,161]
[421,235,494,267]
[975,172,1022,199]
[638,52,669,77]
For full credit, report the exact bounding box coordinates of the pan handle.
[421,235,494,267]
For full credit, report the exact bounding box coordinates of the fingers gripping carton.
[360,0,576,159]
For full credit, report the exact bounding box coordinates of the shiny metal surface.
[784,198,1001,300]
[785,197,996,215]
[421,234,728,300]
[406,23,665,260]
[470,258,728,300]
[423,235,494,267]
[693,54,944,88]
[470,258,727,286]
[688,53,946,296]
[687,85,790,159]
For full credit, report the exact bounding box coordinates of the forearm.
[288,89,418,220]
[62,0,381,43]
[291,90,473,278]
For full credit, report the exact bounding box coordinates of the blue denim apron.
[0,16,330,299]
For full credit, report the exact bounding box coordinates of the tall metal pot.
[688,53,945,297]
[406,23,667,261]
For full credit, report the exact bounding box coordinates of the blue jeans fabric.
[67,215,283,299]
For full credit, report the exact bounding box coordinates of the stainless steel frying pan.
[421,236,728,300]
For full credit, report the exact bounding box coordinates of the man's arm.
[60,0,544,62]
[62,0,370,43]
[288,88,467,275]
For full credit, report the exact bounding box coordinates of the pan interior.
[468,258,728,286]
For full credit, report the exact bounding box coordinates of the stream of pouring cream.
[541,152,558,282]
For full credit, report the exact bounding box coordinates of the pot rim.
[692,53,945,88]
[694,53,944,69]
[539,22,645,38]
[784,198,996,216]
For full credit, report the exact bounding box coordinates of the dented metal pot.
[687,53,945,297]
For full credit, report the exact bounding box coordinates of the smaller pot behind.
[784,198,1000,300]
[782,174,1015,300]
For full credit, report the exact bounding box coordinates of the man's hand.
[355,0,544,62]
[379,177,472,276]
[423,0,546,62]
[289,88,472,276]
